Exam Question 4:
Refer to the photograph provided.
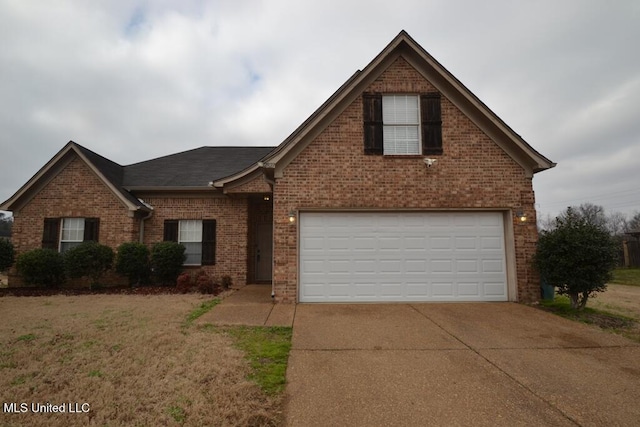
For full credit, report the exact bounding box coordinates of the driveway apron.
[285,303,640,426]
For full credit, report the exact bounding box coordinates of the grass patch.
[223,326,292,395]
[0,295,285,425]
[611,268,640,286]
[183,299,220,326]
[167,405,187,423]
[540,295,639,342]
[88,369,103,377]
[16,333,36,342]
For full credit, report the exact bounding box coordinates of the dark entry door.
[255,222,273,281]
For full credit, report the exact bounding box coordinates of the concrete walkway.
[198,288,640,425]
[196,284,295,327]
[287,303,640,426]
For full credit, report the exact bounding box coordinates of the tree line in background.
[0,212,11,237]
[538,203,640,236]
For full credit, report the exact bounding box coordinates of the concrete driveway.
[285,303,640,426]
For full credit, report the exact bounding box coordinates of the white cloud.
[1,0,639,218]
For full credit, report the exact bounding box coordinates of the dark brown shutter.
[363,93,383,155]
[421,93,443,155]
[83,218,100,242]
[202,220,216,265]
[42,218,60,250]
[164,220,179,242]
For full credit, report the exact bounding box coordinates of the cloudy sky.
[1,0,638,221]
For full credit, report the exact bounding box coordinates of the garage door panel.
[431,259,453,273]
[482,259,504,273]
[299,212,507,302]
[458,282,480,296]
[430,236,452,250]
[481,236,502,250]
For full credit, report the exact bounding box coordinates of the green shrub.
[16,249,65,287]
[64,242,114,288]
[0,239,15,272]
[534,207,618,310]
[150,242,186,285]
[115,242,150,286]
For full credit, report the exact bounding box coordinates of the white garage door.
[299,211,507,302]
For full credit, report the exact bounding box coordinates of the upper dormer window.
[364,92,442,156]
[383,95,420,155]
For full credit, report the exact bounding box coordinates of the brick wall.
[138,193,249,287]
[9,155,138,286]
[273,57,540,302]
[225,174,272,194]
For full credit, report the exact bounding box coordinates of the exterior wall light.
[288,211,296,223]
[516,210,527,223]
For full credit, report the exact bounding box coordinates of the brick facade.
[8,156,256,288]
[272,57,540,302]
[137,192,250,287]
[9,156,138,286]
[5,44,548,301]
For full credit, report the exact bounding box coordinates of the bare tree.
[607,211,628,236]
[575,203,607,228]
[628,211,640,232]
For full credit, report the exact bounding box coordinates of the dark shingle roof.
[73,143,147,209]
[122,146,275,188]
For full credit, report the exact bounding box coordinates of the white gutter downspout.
[137,199,154,244]
[139,210,153,243]
[258,162,277,300]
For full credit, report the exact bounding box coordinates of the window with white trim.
[42,217,100,252]
[163,219,216,266]
[363,92,442,156]
[179,220,203,265]
[60,218,84,252]
[383,95,420,155]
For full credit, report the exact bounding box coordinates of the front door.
[249,197,273,283]
[255,222,273,281]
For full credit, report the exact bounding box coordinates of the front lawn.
[0,294,289,426]
[611,267,640,286]
[539,295,640,342]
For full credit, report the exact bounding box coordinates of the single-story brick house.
[1,31,554,302]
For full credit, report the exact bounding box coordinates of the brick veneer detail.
[272,57,540,303]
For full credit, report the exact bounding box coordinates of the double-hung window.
[382,95,420,155]
[60,218,85,252]
[163,219,216,266]
[363,92,442,156]
[42,217,100,252]
[179,220,203,266]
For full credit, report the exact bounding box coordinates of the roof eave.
[254,30,554,179]
[1,141,146,213]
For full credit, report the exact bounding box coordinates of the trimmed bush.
[116,242,150,286]
[64,242,114,288]
[195,270,218,295]
[150,242,186,285]
[176,272,193,293]
[16,249,65,287]
[0,239,15,272]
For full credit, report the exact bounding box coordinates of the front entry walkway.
[196,285,295,326]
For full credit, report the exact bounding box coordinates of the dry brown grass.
[0,294,283,426]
